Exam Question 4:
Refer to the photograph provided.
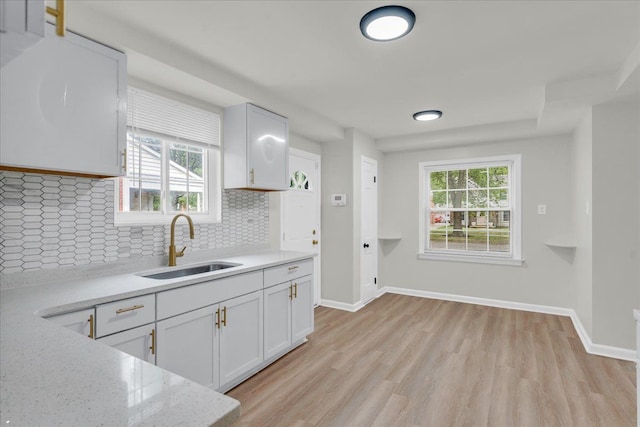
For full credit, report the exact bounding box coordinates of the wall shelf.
[545,242,576,249]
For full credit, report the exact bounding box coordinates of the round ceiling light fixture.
[413,110,443,121]
[360,5,416,41]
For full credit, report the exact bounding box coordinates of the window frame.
[418,154,522,266]
[113,91,222,227]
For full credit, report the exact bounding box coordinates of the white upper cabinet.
[0,23,127,177]
[223,103,289,191]
[0,0,45,67]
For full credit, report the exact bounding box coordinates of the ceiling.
[63,1,640,150]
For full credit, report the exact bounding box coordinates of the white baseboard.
[319,298,364,312]
[568,313,637,361]
[382,286,574,316]
[321,286,636,362]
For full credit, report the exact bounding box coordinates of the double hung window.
[418,155,521,265]
[115,88,221,225]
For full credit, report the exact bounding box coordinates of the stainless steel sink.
[143,262,241,280]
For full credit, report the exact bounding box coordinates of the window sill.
[114,215,221,227]
[417,252,524,266]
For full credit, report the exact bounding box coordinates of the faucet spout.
[168,213,195,266]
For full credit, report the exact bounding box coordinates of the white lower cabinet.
[156,305,218,388]
[264,274,314,360]
[264,282,292,359]
[47,308,95,339]
[156,290,264,391]
[219,291,264,390]
[97,324,156,364]
[46,258,313,393]
[292,275,314,342]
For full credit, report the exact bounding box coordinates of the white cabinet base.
[156,305,218,389]
[97,324,155,365]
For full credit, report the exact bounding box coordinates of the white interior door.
[281,148,321,305]
[361,156,378,304]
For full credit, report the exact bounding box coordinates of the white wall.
[591,97,640,349]
[572,110,594,336]
[320,136,354,303]
[379,135,575,308]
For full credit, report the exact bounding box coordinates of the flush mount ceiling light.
[413,110,443,121]
[360,5,416,41]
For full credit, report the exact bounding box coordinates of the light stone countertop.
[0,249,315,426]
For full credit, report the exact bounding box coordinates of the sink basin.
[143,262,241,280]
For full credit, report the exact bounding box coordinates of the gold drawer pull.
[115,304,144,314]
[88,314,94,339]
[222,306,227,327]
[149,328,156,355]
[288,265,299,271]
[293,283,298,298]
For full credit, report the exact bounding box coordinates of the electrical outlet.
[537,204,546,215]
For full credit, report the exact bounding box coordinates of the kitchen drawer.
[96,294,155,338]
[264,259,313,288]
[157,270,262,320]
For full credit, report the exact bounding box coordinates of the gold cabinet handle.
[288,265,299,271]
[215,308,221,329]
[293,283,298,299]
[115,304,144,314]
[46,0,65,36]
[222,306,227,327]
[88,314,94,339]
[312,240,319,245]
[149,328,156,355]
[289,284,293,301]
[250,168,255,184]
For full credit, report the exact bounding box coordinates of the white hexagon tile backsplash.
[0,171,268,274]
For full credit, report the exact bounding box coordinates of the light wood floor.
[228,294,636,427]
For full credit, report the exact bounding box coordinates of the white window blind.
[127,87,220,146]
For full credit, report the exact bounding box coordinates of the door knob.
[363,243,369,248]
[312,240,319,245]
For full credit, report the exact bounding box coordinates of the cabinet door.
[47,308,95,339]
[156,305,218,389]
[246,104,288,190]
[264,282,292,360]
[0,24,126,177]
[292,275,314,343]
[219,291,263,390]
[97,324,155,365]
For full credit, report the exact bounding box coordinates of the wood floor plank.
[228,294,637,426]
